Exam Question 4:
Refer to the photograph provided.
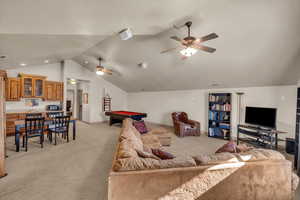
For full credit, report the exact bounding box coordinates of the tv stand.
[237,124,287,150]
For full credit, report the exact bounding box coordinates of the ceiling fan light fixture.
[180,47,198,57]
[96,69,105,76]
[69,78,76,85]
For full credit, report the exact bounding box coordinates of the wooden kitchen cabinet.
[56,82,64,101]
[5,78,21,101]
[19,74,46,98]
[6,114,19,136]
[45,81,64,101]
[45,81,56,100]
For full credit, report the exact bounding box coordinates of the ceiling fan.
[161,21,218,58]
[96,58,113,75]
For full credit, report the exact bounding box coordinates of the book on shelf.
[210,103,231,111]
[209,95,231,103]
[209,111,230,121]
[208,93,232,140]
[208,128,229,138]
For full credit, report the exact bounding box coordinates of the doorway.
[66,89,75,117]
[77,89,83,121]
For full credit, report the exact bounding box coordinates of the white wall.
[7,63,62,81]
[6,63,62,111]
[63,60,127,123]
[128,85,297,139]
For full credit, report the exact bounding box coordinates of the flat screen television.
[245,106,277,128]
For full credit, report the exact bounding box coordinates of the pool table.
[105,111,147,126]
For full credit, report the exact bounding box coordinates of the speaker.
[286,138,295,154]
[119,28,133,40]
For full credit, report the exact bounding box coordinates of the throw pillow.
[133,120,148,134]
[152,149,175,160]
[215,140,237,153]
[135,149,161,160]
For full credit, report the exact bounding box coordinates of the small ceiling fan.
[96,58,113,75]
[161,21,218,58]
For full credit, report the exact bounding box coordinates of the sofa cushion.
[148,127,168,134]
[113,156,196,171]
[141,134,161,148]
[119,123,144,152]
[120,118,142,140]
[152,149,175,160]
[159,156,196,168]
[235,149,285,162]
[235,149,267,162]
[193,152,239,166]
[236,144,253,153]
[135,149,161,160]
[133,120,148,134]
[292,172,299,192]
[255,149,285,160]
[113,157,161,171]
[216,141,237,153]
[116,140,138,159]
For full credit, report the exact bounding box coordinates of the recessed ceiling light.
[44,60,49,64]
[20,63,27,66]
[84,61,89,64]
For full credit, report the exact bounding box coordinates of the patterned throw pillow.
[152,149,175,160]
[133,120,148,134]
[215,140,237,153]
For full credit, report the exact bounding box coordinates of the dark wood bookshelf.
[208,93,232,140]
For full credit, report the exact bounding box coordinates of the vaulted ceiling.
[1,0,300,92]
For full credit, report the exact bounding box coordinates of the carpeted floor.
[0,122,299,200]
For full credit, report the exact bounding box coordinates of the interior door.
[66,89,75,117]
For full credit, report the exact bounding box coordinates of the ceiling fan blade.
[170,36,182,42]
[193,44,216,53]
[103,68,113,75]
[198,33,218,43]
[160,47,179,54]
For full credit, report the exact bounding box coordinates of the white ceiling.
[0,0,300,92]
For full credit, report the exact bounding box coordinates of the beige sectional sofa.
[108,118,298,200]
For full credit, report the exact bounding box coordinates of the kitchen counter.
[6,109,63,114]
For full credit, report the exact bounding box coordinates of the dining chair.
[47,112,63,118]
[26,113,43,119]
[48,116,70,145]
[24,117,45,151]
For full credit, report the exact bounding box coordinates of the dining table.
[14,118,77,152]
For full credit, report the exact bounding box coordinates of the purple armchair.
[171,112,201,137]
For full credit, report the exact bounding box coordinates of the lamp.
[180,47,198,57]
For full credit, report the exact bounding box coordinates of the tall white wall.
[6,63,62,81]
[128,85,297,139]
[63,60,127,123]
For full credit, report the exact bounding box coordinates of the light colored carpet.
[0,122,299,200]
